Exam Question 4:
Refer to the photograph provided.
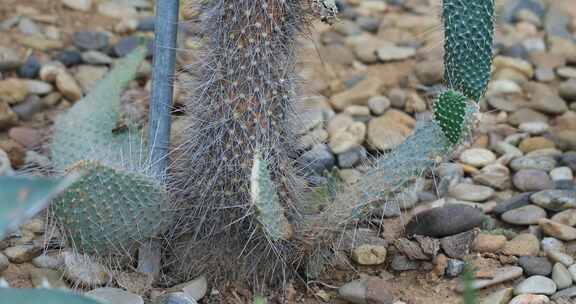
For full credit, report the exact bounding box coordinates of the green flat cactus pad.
[433,89,468,145]
[443,0,495,102]
[52,161,169,255]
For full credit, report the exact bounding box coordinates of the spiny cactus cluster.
[49,46,172,258]
[44,0,495,289]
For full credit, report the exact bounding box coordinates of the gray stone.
[406,205,485,238]
[531,190,576,211]
[4,244,41,263]
[29,268,67,289]
[513,169,554,191]
[493,192,532,215]
[510,156,556,172]
[448,183,494,202]
[446,259,465,277]
[465,266,524,291]
[32,254,64,270]
[0,253,8,273]
[301,144,335,174]
[552,263,573,290]
[518,256,553,276]
[72,31,109,51]
[502,205,547,225]
[514,275,557,295]
[154,293,198,304]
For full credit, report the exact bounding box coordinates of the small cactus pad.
[433,89,468,145]
[251,150,293,241]
[52,161,169,255]
[51,46,147,172]
[443,0,495,102]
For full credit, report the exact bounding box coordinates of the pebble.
[473,164,511,190]
[75,65,108,92]
[513,169,554,191]
[509,294,550,304]
[519,137,556,153]
[4,244,41,263]
[25,80,53,95]
[440,230,477,259]
[330,77,382,110]
[0,78,28,104]
[550,167,574,182]
[301,144,335,174]
[502,205,547,225]
[502,233,540,256]
[459,148,496,168]
[367,96,390,115]
[113,36,142,57]
[541,237,566,253]
[448,183,494,202]
[0,47,21,70]
[446,259,465,277]
[467,266,524,291]
[32,254,64,270]
[29,268,68,289]
[531,190,576,211]
[86,288,144,304]
[18,56,41,78]
[55,72,82,101]
[473,234,507,253]
[81,51,113,65]
[493,192,532,215]
[0,148,13,175]
[62,0,92,11]
[405,204,485,238]
[173,276,207,301]
[11,96,44,121]
[63,252,110,287]
[55,50,83,67]
[514,275,557,295]
[367,110,414,151]
[519,256,553,276]
[338,277,394,304]
[97,2,138,19]
[552,263,573,290]
[547,249,574,267]
[39,61,66,82]
[0,253,8,273]
[551,209,576,226]
[352,245,387,265]
[72,31,109,51]
[154,293,198,304]
[377,45,415,61]
[328,121,366,154]
[481,288,513,304]
[558,79,576,101]
[539,219,576,241]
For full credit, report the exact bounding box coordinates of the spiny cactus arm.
[52,161,170,256]
[51,46,148,172]
[251,149,293,241]
[443,0,495,102]
[0,174,79,239]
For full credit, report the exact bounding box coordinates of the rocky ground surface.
[1,0,576,303]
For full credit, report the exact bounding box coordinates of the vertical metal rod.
[139,0,180,278]
[149,0,179,181]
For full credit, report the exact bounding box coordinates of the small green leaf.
[0,174,79,239]
[253,295,267,304]
[0,288,102,304]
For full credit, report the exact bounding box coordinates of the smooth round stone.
[547,249,575,267]
[459,148,496,168]
[502,233,540,256]
[552,263,573,289]
[513,169,554,191]
[551,209,576,226]
[154,292,198,304]
[518,256,553,276]
[531,190,576,211]
[509,294,550,304]
[514,275,557,295]
[510,156,556,171]
[541,237,566,253]
[17,56,40,78]
[519,122,549,135]
[539,219,576,241]
[502,205,547,225]
[448,183,495,202]
[72,31,109,51]
[405,204,485,238]
[86,288,143,304]
[550,167,574,181]
[55,50,82,67]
